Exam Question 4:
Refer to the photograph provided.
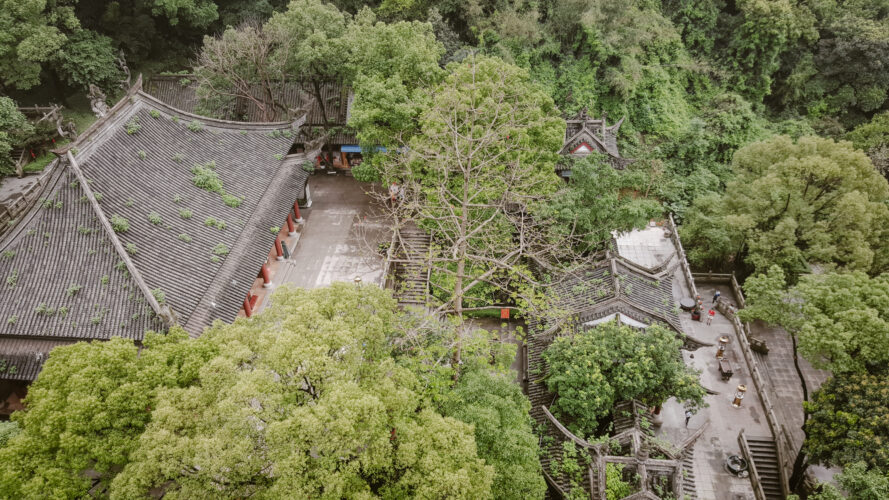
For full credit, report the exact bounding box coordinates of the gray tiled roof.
[146,76,358,144]
[0,80,306,380]
[0,166,165,342]
[0,339,81,381]
[526,256,686,495]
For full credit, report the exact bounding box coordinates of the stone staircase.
[681,445,697,500]
[743,435,784,499]
[391,228,431,305]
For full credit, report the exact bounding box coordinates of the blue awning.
[341,145,387,153]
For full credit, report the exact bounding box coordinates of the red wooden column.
[243,295,253,317]
[261,263,272,288]
[286,214,296,235]
[274,236,284,260]
[293,201,302,223]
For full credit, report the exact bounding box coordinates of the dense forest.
[2,0,889,498]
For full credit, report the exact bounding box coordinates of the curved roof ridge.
[541,405,600,451]
[613,252,673,278]
[136,90,302,131]
[53,76,145,158]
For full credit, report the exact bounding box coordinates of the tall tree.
[0,285,505,498]
[439,370,547,500]
[195,20,292,121]
[803,372,889,473]
[0,98,34,177]
[740,268,889,375]
[0,0,79,91]
[0,329,216,498]
[109,284,493,498]
[542,154,663,251]
[682,135,889,277]
[804,462,889,500]
[847,111,889,180]
[375,54,579,369]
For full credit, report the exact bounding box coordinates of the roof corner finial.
[579,107,588,120]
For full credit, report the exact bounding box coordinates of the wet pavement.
[274,174,390,290]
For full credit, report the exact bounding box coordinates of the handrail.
[668,214,698,299]
[691,271,791,497]
[738,429,768,500]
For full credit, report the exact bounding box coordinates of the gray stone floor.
[748,319,829,456]
[274,174,389,290]
[614,225,675,268]
[657,277,770,500]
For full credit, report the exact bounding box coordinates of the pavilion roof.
[0,77,307,380]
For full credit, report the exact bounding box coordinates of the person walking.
[712,290,721,303]
[685,409,693,427]
[706,309,715,325]
[389,181,399,206]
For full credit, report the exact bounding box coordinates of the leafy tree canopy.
[541,321,705,436]
[803,462,889,500]
[0,284,548,499]
[439,370,546,500]
[0,329,217,498]
[0,98,34,175]
[542,153,663,251]
[682,135,889,277]
[803,372,889,473]
[54,30,123,91]
[847,111,889,179]
[740,267,889,375]
[0,0,79,90]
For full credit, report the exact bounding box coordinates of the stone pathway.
[275,174,389,290]
[659,279,771,500]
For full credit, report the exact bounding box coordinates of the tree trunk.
[451,170,471,380]
[311,79,335,169]
[789,332,811,495]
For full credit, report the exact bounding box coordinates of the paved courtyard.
[273,174,390,291]
[616,227,772,499]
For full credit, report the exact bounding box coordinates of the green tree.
[774,1,889,125]
[109,284,494,498]
[543,153,663,251]
[717,0,816,102]
[682,135,889,277]
[377,54,570,370]
[804,373,889,473]
[345,8,444,148]
[805,462,889,500]
[0,97,34,176]
[0,329,216,498]
[847,111,889,179]
[439,370,546,500]
[0,422,18,448]
[541,321,705,435]
[195,21,290,121]
[741,269,889,375]
[54,30,123,91]
[0,0,78,90]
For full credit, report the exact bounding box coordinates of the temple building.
[146,75,362,171]
[557,108,631,178]
[0,77,317,413]
[525,223,709,498]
